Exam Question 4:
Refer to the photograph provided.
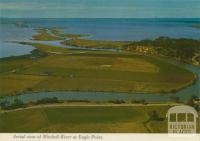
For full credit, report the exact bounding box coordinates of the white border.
[0,133,199,141]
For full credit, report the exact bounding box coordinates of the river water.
[0,18,199,103]
[0,63,199,103]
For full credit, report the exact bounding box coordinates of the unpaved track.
[0,102,180,113]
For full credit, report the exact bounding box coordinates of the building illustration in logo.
[166,105,198,133]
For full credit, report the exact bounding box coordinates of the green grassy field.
[62,39,130,49]
[50,28,89,39]
[62,37,200,65]
[32,28,200,64]
[32,28,64,41]
[32,28,88,41]
[0,105,199,133]
[0,42,195,96]
[0,106,168,133]
[0,28,199,134]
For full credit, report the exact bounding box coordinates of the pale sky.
[0,0,200,18]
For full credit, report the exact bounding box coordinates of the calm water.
[0,63,199,103]
[0,23,36,58]
[0,18,199,103]
[0,18,200,58]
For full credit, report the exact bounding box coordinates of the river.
[0,18,199,103]
[0,63,199,103]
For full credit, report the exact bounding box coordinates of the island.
[0,27,199,133]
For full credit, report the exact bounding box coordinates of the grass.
[32,27,88,41]
[0,74,45,96]
[32,28,200,65]
[62,39,130,49]
[63,34,88,39]
[0,105,199,133]
[0,42,195,96]
[32,28,64,41]
[50,28,89,39]
[0,106,169,133]
[1,26,199,134]
[62,37,200,66]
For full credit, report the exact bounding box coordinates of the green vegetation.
[196,56,200,64]
[62,37,200,63]
[65,100,91,103]
[108,100,126,104]
[62,39,129,49]
[0,27,199,133]
[0,97,61,110]
[0,41,195,96]
[126,37,200,62]
[32,27,88,41]
[31,27,200,64]
[187,96,200,112]
[50,28,88,39]
[0,28,198,96]
[131,99,148,105]
[0,99,26,110]
[35,97,60,105]
[192,54,200,66]
[0,106,168,133]
[32,28,64,41]
[0,105,199,133]
[63,34,88,39]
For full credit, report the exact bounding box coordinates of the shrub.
[108,100,125,104]
[0,99,26,110]
[35,97,59,104]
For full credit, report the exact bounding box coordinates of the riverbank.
[1,18,200,133]
[0,104,199,133]
[0,104,177,133]
[0,42,196,97]
[192,54,200,66]
[0,102,181,113]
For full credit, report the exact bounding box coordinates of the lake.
[0,18,200,58]
[0,18,199,103]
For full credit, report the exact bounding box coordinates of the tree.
[149,110,164,121]
[0,101,10,109]
[187,96,199,112]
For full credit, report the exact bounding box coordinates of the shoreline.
[0,102,181,114]
[0,42,198,98]
[0,29,199,100]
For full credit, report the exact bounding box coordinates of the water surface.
[1,62,199,103]
[1,18,200,58]
[0,18,199,103]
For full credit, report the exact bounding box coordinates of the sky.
[0,0,200,18]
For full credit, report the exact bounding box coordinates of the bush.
[0,101,10,109]
[0,99,26,110]
[66,100,90,103]
[148,111,164,121]
[35,97,59,104]
[131,99,148,105]
[187,96,200,112]
[108,100,125,104]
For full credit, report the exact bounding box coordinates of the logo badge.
[166,105,198,133]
